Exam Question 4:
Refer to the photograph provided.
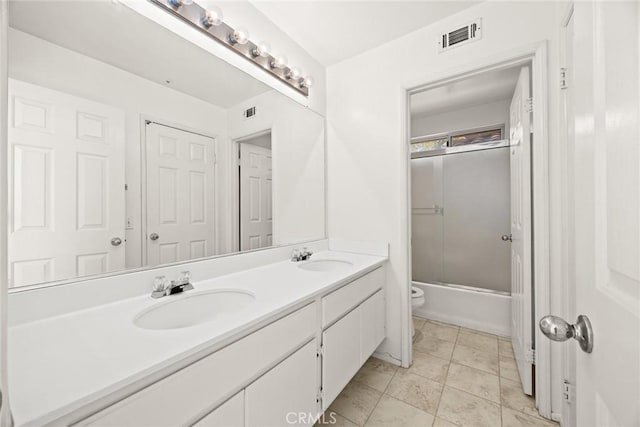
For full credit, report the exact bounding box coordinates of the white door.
[567,2,640,425]
[8,79,126,287]
[509,66,533,395]
[239,143,272,250]
[145,122,216,266]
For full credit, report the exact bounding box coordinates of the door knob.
[111,237,122,246]
[539,314,593,353]
[149,233,159,241]
[501,234,512,242]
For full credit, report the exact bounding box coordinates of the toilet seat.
[411,286,425,307]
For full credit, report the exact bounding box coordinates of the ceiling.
[410,66,521,117]
[249,0,480,66]
[9,0,270,108]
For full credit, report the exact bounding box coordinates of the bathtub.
[412,281,511,337]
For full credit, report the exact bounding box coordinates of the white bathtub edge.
[412,281,511,337]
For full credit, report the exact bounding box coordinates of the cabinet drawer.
[322,267,383,328]
[77,303,316,427]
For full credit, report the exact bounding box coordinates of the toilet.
[411,286,425,337]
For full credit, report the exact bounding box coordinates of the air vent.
[244,106,256,119]
[439,18,482,52]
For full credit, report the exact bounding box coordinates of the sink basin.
[298,259,354,272]
[134,289,255,330]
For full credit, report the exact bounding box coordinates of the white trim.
[401,88,412,369]
[0,1,12,424]
[531,42,552,420]
[559,4,576,427]
[404,41,553,417]
[139,115,220,265]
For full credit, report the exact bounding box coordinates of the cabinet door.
[321,307,361,410]
[246,340,318,427]
[360,289,385,362]
[195,392,244,427]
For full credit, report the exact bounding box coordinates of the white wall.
[411,99,510,139]
[227,91,325,252]
[8,29,229,269]
[326,1,565,416]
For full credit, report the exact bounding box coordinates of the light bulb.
[252,41,271,58]
[229,27,249,45]
[201,6,223,27]
[301,76,314,88]
[168,0,192,7]
[287,67,301,80]
[270,54,287,69]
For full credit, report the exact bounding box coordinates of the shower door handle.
[501,234,512,242]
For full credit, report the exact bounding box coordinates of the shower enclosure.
[411,142,511,294]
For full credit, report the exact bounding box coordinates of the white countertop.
[8,250,386,426]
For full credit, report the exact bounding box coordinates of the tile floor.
[318,317,559,427]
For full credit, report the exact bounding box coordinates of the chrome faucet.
[151,271,194,299]
[291,247,313,262]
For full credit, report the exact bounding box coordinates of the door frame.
[230,128,272,254]
[559,4,576,427]
[139,115,219,266]
[404,42,552,417]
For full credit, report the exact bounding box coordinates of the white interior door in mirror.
[8,79,126,287]
[145,122,216,266]
[509,66,533,395]
[239,142,273,251]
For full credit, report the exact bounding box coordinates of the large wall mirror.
[6,0,325,290]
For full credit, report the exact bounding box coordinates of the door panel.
[239,142,273,251]
[509,66,533,395]
[145,122,216,266]
[571,2,640,425]
[8,79,126,287]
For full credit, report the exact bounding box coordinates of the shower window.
[411,137,448,153]
[411,124,505,157]
[449,127,503,146]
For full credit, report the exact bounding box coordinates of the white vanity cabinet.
[76,304,317,427]
[196,340,318,427]
[320,268,385,409]
[74,265,386,427]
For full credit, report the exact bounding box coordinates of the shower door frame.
[405,42,552,418]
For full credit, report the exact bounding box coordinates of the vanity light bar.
[150,0,311,96]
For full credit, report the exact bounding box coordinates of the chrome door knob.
[111,237,122,246]
[149,233,159,241]
[539,314,593,353]
[501,234,512,242]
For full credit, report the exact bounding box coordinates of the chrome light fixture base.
[150,0,309,96]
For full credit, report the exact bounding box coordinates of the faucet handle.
[153,276,168,292]
[179,271,191,285]
[291,248,301,261]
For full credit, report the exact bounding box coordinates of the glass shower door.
[411,145,511,293]
[411,155,444,284]
[441,147,511,293]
